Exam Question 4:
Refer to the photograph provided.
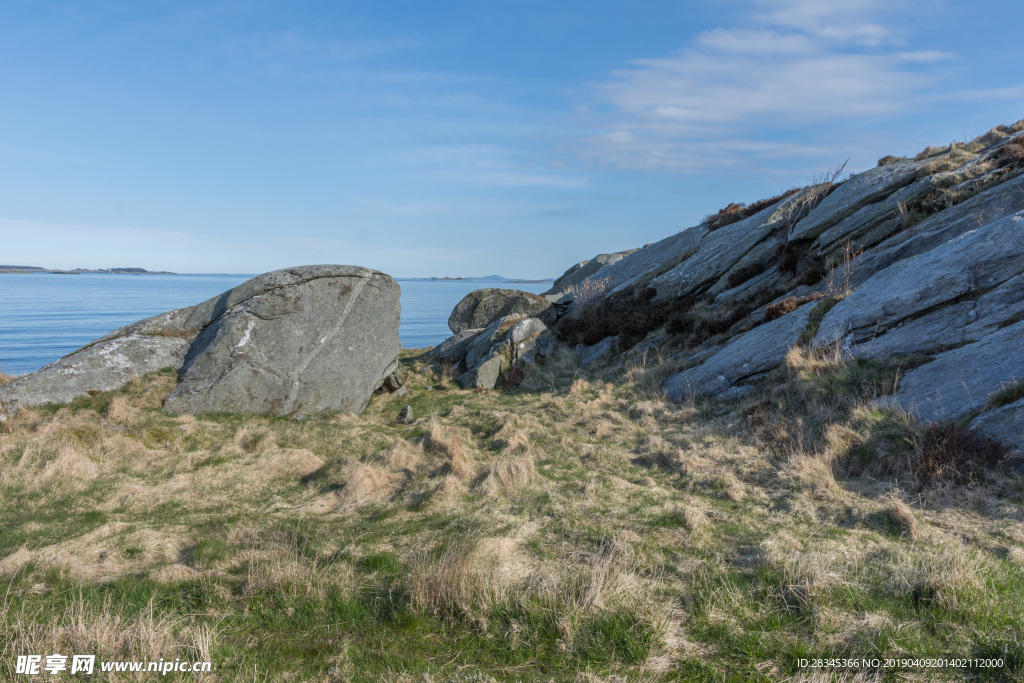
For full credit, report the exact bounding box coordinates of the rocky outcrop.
[664,302,817,399]
[878,320,1024,423]
[787,159,928,242]
[652,186,821,300]
[430,312,552,390]
[970,398,1024,454]
[0,266,404,417]
[544,250,637,296]
[454,315,553,390]
[576,225,709,297]
[814,210,1024,351]
[447,289,555,334]
[425,121,1024,440]
[511,122,1024,428]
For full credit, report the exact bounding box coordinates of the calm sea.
[0,273,551,375]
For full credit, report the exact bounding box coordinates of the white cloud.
[571,0,967,172]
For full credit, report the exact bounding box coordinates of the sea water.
[0,273,551,375]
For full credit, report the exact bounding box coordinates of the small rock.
[396,405,414,424]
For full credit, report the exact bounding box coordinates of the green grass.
[2,355,1023,682]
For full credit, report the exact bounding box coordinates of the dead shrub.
[877,155,907,167]
[704,188,801,232]
[995,137,1024,169]
[763,293,823,322]
[914,421,1010,485]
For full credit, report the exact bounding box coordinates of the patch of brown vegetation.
[705,187,802,232]
[762,293,824,322]
[914,421,1012,485]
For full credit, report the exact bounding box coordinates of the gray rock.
[816,176,935,254]
[580,225,709,297]
[789,159,928,242]
[447,289,554,334]
[852,174,1024,288]
[880,320,1024,422]
[461,315,549,369]
[714,266,786,306]
[970,398,1024,454]
[849,274,1024,358]
[0,264,405,418]
[163,266,401,417]
[456,354,506,390]
[451,315,551,390]
[815,210,1024,346]
[396,405,414,424]
[464,316,520,369]
[577,336,618,369]
[664,301,817,399]
[506,317,548,345]
[653,186,819,300]
[545,250,636,296]
[0,333,193,414]
[429,328,484,364]
[380,363,407,393]
[515,330,554,364]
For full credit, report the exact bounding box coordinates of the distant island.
[428,274,554,283]
[0,266,176,275]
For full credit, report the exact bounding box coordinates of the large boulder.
[0,265,403,418]
[163,266,401,416]
[447,289,554,334]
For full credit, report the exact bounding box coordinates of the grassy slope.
[1,348,1023,682]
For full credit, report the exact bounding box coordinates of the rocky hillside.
[436,120,1024,456]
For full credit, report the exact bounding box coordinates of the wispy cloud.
[404,144,587,188]
[570,0,971,172]
[223,27,422,65]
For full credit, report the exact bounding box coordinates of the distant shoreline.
[0,267,177,275]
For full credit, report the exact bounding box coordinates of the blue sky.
[1,0,1022,278]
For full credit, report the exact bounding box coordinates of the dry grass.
[423,415,473,479]
[1,347,1021,679]
[1,592,215,680]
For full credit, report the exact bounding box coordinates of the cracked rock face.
[0,265,402,418]
[163,266,401,417]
